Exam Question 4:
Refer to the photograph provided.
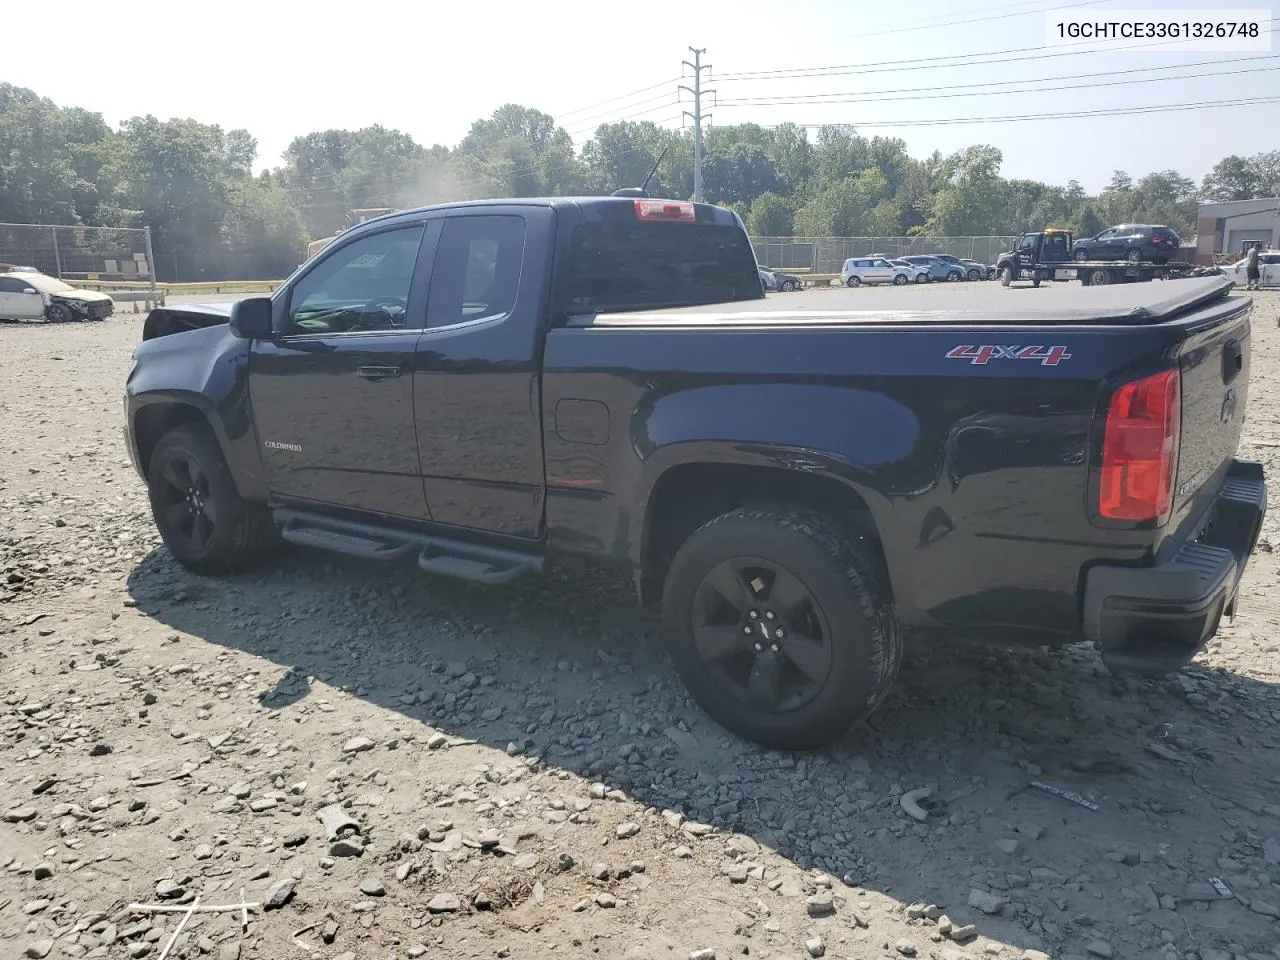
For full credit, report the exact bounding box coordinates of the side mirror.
[229,297,273,339]
[22,287,36,294]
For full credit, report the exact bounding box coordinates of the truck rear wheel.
[660,506,901,750]
[146,424,276,574]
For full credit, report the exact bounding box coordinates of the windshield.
[20,274,75,294]
[562,221,763,314]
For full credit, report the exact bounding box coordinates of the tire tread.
[663,504,902,749]
[148,424,276,575]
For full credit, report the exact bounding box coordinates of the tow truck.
[996,228,1193,288]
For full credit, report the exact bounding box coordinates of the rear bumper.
[1082,459,1267,675]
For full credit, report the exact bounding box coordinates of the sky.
[7,0,1279,194]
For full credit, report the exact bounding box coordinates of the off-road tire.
[146,424,276,574]
[660,505,902,750]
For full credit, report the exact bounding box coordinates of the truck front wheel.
[660,506,901,750]
[146,424,276,574]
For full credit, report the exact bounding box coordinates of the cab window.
[286,226,425,334]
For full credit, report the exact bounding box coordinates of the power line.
[780,94,1280,129]
[715,59,1280,108]
[561,93,682,135]
[716,23,1280,82]
[550,77,681,120]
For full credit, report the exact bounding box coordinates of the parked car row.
[839,253,991,287]
[762,221,1187,294]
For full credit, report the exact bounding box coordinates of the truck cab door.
[247,220,440,520]
[412,207,554,540]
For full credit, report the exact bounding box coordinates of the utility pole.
[680,47,714,203]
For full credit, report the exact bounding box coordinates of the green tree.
[703,144,780,206]
[794,169,894,236]
[107,116,233,278]
[580,122,691,198]
[926,146,1007,235]
[1078,204,1104,237]
[456,104,586,197]
[747,192,795,236]
[767,123,814,195]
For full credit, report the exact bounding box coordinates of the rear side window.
[428,215,527,327]
[562,221,762,315]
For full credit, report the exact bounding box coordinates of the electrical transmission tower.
[680,47,714,203]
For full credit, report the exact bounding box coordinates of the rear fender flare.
[628,381,920,592]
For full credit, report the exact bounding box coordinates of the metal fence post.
[50,226,63,278]
[143,226,158,310]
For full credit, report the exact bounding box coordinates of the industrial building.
[1195,196,1280,264]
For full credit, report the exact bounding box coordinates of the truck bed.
[580,274,1235,328]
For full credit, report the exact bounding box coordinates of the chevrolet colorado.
[125,196,1267,749]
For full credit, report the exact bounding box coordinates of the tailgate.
[1174,308,1251,514]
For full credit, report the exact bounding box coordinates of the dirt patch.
[3,289,1280,960]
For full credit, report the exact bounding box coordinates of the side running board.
[273,508,543,585]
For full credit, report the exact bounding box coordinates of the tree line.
[2,82,1277,281]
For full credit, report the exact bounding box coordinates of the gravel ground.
[3,286,1280,960]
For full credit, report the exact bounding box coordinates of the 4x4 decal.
[945,344,1072,366]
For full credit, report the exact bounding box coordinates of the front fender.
[126,324,268,500]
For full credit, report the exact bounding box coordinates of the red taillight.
[1099,368,1180,522]
[1152,236,1163,243]
[634,199,695,222]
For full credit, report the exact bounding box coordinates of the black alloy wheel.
[690,557,835,713]
[146,425,276,573]
[660,506,901,749]
[153,447,219,557]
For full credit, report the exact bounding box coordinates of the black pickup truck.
[125,196,1267,750]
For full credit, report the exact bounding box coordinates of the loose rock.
[427,893,460,914]
[263,877,297,909]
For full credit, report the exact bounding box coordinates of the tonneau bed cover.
[583,274,1236,328]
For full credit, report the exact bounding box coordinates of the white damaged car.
[0,272,115,322]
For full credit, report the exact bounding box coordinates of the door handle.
[357,365,401,381]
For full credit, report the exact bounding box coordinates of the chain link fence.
[0,222,156,304]
[751,236,1018,275]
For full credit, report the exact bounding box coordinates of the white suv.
[840,257,912,287]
